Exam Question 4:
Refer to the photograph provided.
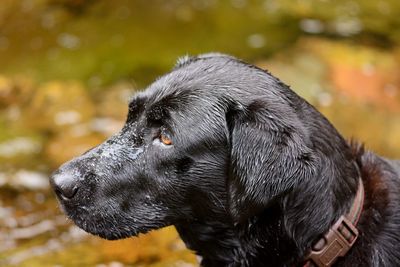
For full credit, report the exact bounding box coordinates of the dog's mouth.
[55,191,172,240]
[59,202,139,239]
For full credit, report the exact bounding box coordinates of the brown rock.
[44,130,104,167]
[96,82,134,121]
[308,39,400,112]
[22,81,95,132]
[0,76,35,108]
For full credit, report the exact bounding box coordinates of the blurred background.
[0,0,399,266]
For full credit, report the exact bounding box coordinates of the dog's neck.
[176,160,363,267]
[303,176,364,267]
[176,201,298,266]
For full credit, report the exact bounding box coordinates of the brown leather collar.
[304,176,365,267]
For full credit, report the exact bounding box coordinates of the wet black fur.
[51,54,400,266]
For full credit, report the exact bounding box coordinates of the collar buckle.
[307,216,359,267]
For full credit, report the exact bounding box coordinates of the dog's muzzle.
[49,134,144,203]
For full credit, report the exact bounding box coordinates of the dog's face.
[50,55,236,239]
[51,54,346,242]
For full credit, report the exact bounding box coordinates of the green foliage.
[2,0,398,87]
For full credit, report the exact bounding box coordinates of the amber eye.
[160,133,173,145]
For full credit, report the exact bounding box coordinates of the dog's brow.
[126,96,147,122]
[128,96,146,112]
[146,103,168,123]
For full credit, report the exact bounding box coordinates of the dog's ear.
[226,98,316,223]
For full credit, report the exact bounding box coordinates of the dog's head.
[50,54,357,242]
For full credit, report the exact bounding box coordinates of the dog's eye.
[159,133,173,146]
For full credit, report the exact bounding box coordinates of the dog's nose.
[50,172,79,200]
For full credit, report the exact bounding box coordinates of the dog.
[50,54,400,267]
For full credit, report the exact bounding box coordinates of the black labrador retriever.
[50,54,400,267]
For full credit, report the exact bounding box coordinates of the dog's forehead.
[165,56,236,85]
[173,53,235,69]
[128,54,282,118]
[145,56,253,100]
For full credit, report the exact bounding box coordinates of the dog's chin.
[84,225,140,240]
[63,206,168,240]
[68,213,143,240]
